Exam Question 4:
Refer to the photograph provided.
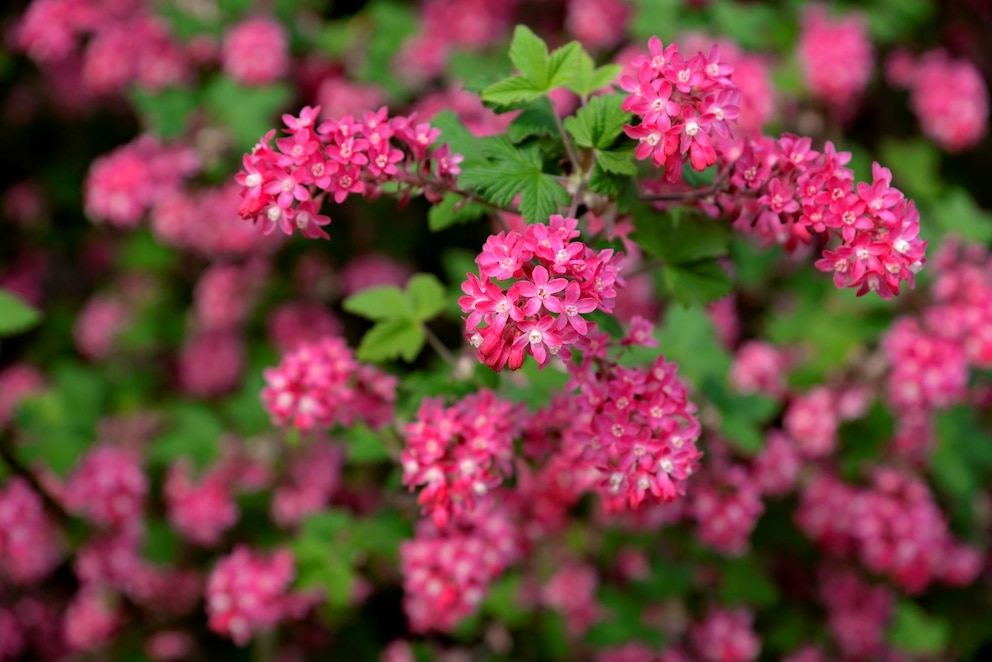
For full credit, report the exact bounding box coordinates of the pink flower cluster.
[689,464,764,557]
[400,501,519,633]
[460,214,625,371]
[261,335,398,433]
[797,469,981,593]
[566,0,631,50]
[880,240,992,455]
[73,294,130,361]
[152,183,284,256]
[164,461,240,547]
[222,17,289,87]
[402,391,522,529]
[720,136,926,299]
[565,330,703,511]
[69,530,202,651]
[271,439,343,527]
[0,364,45,427]
[84,135,200,228]
[675,35,777,135]
[690,608,761,662]
[396,0,516,82]
[890,49,989,152]
[63,445,147,529]
[729,340,791,398]
[15,0,188,95]
[194,261,268,332]
[177,329,246,398]
[622,37,740,178]
[205,546,315,646]
[541,562,602,635]
[818,567,894,660]
[237,105,462,240]
[0,478,62,585]
[796,6,873,113]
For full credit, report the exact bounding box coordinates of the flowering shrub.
[1,0,991,660]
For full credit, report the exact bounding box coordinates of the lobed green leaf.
[343,286,410,321]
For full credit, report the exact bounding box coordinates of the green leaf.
[702,378,779,455]
[483,574,531,627]
[563,94,630,149]
[507,102,559,143]
[708,0,792,51]
[888,601,949,654]
[406,273,446,322]
[661,258,733,306]
[342,423,390,464]
[343,286,410,321]
[879,138,942,203]
[632,206,731,264]
[356,318,424,363]
[507,25,551,85]
[459,138,568,224]
[14,392,89,475]
[149,403,224,469]
[588,163,635,200]
[358,0,418,96]
[568,51,621,96]
[129,86,199,139]
[546,41,583,89]
[718,555,779,607]
[482,26,583,106]
[931,406,992,531]
[933,188,992,243]
[595,147,638,176]
[429,110,486,168]
[203,76,291,150]
[428,193,489,231]
[629,0,682,41]
[0,289,41,337]
[653,304,732,386]
[481,75,547,107]
[838,401,893,480]
[117,229,176,274]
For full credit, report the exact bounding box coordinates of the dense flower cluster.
[15,0,188,95]
[164,461,239,547]
[460,214,625,371]
[63,445,147,529]
[718,137,925,299]
[889,49,990,152]
[236,105,462,239]
[271,439,343,527]
[0,478,62,584]
[152,183,284,256]
[261,335,398,432]
[818,567,894,660]
[222,17,289,86]
[84,135,199,228]
[689,463,764,556]
[565,328,703,512]
[396,0,516,82]
[622,37,740,178]
[566,0,630,50]
[690,608,761,662]
[205,546,315,646]
[402,390,522,528]
[400,501,519,633]
[796,6,873,112]
[797,469,981,593]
